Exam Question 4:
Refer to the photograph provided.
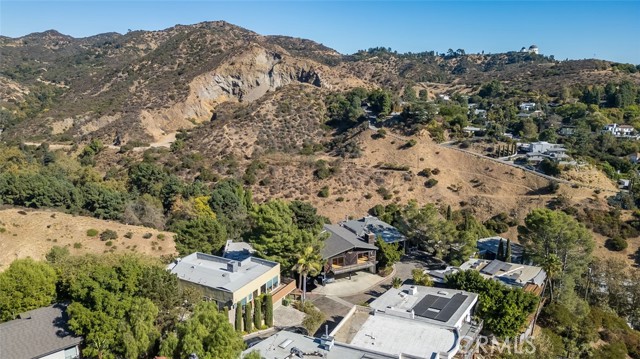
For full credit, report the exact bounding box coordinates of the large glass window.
[272,276,279,288]
[64,347,79,359]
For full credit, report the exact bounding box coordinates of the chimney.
[320,325,335,351]
[227,261,239,273]
[367,232,376,244]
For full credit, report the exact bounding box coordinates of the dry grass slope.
[0,208,176,271]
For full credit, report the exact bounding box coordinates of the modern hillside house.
[335,285,481,359]
[0,304,83,359]
[168,252,294,310]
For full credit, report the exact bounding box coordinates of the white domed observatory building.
[520,45,539,54]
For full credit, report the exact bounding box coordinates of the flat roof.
[350,314,457,358]
[0,303,82,359]
[170,252,278,293]
[369,285,478,329]
[460,259,546,288]
[242,331,400,359]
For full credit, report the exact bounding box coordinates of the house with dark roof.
[0,303,82,359]
[321,224,378,279]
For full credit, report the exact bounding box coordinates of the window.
[332,257,344,267]
[272,276,279,288]
[266,278,273,291]
[64,347,79,359]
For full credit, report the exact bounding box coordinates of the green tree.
[518,209,594,302]
[171,216,227,255]
[45,245,70,264]
[80,183,126,220]
[0,259,57,322]
[244,302,253,333]
[368,89,392,115]
[265,294,274,327]
[376,237,402,269]
[128,162,167,197]
[289,200,326,233]
[235,303,242,332]
[254,297,263,329]
[505,239,512,263]
[158,332,179,358]
[497,238,505,261]
[209,179,252,240]
[174,302,245,359]
[249,200,320,272]
[446,270,538,338]
[293,245,323,302]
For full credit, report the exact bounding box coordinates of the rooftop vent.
[408,286,418,295]
[227,261,239,273]
[320,334,335,350]
[278,339,293,349]
[437,290,449,296]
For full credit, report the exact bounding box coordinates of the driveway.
[339,259,420,305]
[312,270,391,297]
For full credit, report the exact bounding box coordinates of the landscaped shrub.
[86,229,99,237]
[100,229,118,241]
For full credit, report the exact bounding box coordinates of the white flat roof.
[370,285,478,329]
[350,314,458,358]
[170,252,278,293]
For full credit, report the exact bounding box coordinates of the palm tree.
[542,254,562,302]
[293,245,322,302]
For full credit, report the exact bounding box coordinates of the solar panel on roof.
[431,297,450,310]
[413,294,438,317]
[435,294,467,322]
[413,293,468,322]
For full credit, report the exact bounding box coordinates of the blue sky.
[1,1,639,63]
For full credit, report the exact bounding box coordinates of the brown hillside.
[0,208,176,271]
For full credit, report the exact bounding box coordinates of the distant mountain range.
[1,21,637,143]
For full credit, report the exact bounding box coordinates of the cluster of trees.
[370,201,493,265]
[0,145,332,273]
[446,270,538,338]
[0,252,245,359]
[325,87,393,127]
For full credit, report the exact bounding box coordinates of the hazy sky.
[1,1,639,63]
